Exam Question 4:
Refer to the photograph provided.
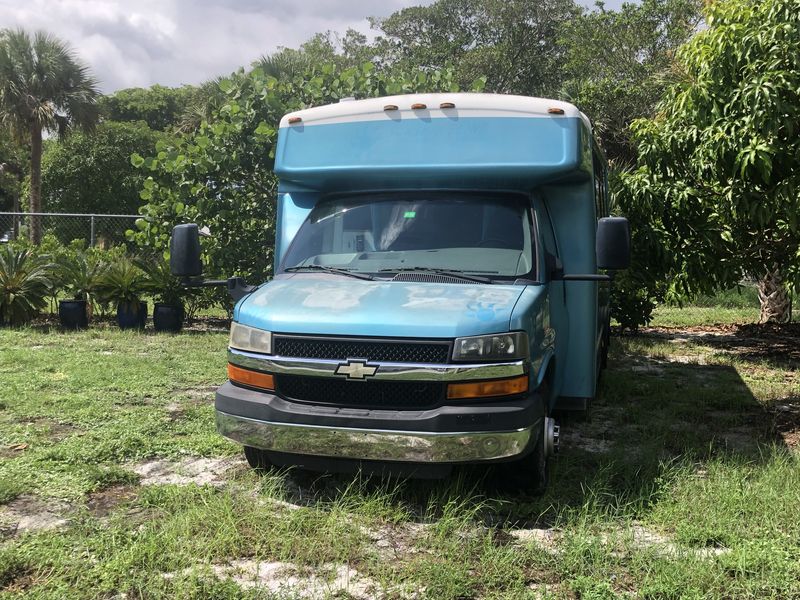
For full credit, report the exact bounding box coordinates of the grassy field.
[1,307,799,598]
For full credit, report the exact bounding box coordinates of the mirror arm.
[179,276,258,301]
[555,273,614,282]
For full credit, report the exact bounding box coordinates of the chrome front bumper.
[216,410,534,463]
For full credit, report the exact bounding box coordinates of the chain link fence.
[0,212,141,247]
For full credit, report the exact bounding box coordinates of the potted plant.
[57,251,104,329]
[96,256,149,330]
[0,245,54,326]
[137,255,185,333]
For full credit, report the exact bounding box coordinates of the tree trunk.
[29,123,43,244]
[757,268,792,324]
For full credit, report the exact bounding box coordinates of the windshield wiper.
[283,265,375,281]
[379,267,496,284]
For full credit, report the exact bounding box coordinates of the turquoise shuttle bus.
[171,93,630,491]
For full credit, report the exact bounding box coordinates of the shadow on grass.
[259,331,794,528]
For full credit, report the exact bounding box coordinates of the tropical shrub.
[622,0,800,324]
[59,250,106,304]
[96,256,149,310]
[136,254,184,306]
[0,245,53,325]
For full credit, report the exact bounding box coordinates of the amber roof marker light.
[439,102,456,109]
[411,103,427,110]
[288,116,302,124]
[547,107,565,115]
[383,104,399,111]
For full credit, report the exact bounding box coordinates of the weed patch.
[1,321,798,597]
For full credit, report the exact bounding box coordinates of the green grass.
[1,321,799,598]
[650,285,798,327]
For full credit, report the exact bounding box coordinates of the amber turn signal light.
[228,364,275,391]
[447,375,529,400]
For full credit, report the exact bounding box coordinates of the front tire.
[244,446,273,470]
[494,420,549,495]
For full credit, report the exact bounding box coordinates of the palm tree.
[0,29,99,244]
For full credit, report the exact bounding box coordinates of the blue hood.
[235,275,526,338]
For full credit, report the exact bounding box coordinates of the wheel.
[243,446,273,470]
[600,324,611,370]
[494,417,553,495]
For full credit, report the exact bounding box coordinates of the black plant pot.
[117,300,147,330]
[153,303,184,333]
[59,299,88,330]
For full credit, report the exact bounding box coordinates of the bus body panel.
[218,93,613,479]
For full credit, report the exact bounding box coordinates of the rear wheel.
[600,323,611,370]
[244,446,273,470]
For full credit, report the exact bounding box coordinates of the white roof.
[280,93,592,131]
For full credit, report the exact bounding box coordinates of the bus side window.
[592,149,608,219]
[534,196,559,279]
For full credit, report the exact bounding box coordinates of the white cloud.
[0,0,623,94]
[0,0,421,93]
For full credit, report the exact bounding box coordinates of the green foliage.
[136,253,184,306]
[129,62,473,286]
[559,0,701,164]
[0,245,53,325]
[98,84,196,131]
[0,28,99,138]
[40,121,171,224]
[622,0,800,315]
[58,248,106,304]
[371,0,580,95]
[95,255,148,308]
[0,28,100,242]
[0,128,24,212]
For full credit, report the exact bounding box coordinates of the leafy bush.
[0,245,54,326]
[128,63,476,294]
[136,254,184,306]
[59,250,106,304]
[96,256,149,310]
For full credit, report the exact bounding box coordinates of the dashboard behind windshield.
[279,193,535,279]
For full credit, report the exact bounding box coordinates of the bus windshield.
[279,193,534,279]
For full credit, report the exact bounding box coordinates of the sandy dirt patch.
[0,495,69,536]
[132,456,246,487]
[165,559,419,599]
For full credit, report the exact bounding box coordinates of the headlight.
[229,322,272,354]
[452,332,528,362]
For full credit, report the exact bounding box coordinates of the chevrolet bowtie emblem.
[335,359,378,380]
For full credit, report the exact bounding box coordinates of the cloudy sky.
[1,0,626,94]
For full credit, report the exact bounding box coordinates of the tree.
[99,85,195,131]
[0,29,99,244]
[129,63,477,296]
[0,127,24,216]
[624,0,800,323]
[40,121,169,243]
[559,0,701,165]
[370,0,580,95]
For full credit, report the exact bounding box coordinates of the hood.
[235,274,526,339]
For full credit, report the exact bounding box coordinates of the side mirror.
[170,224,202,277]
[596,217,630,270]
